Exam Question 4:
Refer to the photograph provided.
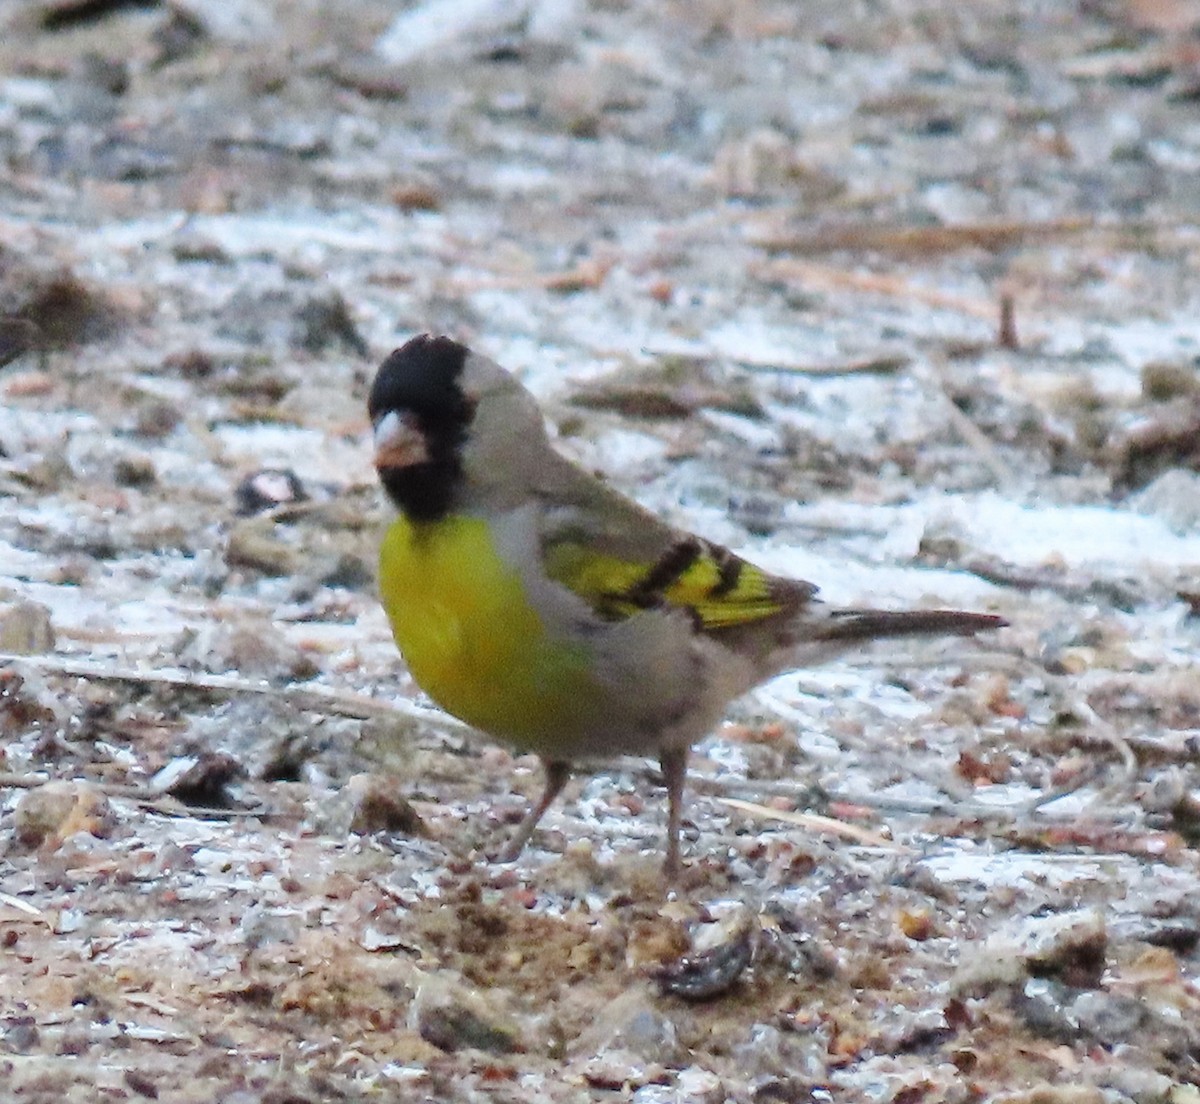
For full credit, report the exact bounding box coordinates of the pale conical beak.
[373,410,429,469]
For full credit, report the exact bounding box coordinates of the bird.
[368,334,1007,876]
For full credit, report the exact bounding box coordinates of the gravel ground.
[2,1,1200,1101]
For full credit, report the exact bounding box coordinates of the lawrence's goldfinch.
[369,334,1006,874]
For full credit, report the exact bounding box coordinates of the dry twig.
[750,216,1095,256]
[0,651,455,727]
[715,796,906,849]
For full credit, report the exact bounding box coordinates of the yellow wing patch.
[544,537,788,630]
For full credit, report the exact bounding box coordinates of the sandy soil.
[2,1,1200,1100]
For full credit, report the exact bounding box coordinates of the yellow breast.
[378,514,598,754]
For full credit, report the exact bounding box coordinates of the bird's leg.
[660,745,689,880]
[499,758,571,862]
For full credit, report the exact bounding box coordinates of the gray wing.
[529,450,816,635]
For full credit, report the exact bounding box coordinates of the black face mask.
[369,335,476,522]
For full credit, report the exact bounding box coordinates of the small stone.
[571,988,679,1062]
[626,916,690,971]
[293,292,368,357]
[413,977,519,1056]
[234,468,308,517]
[390,182,441,210]
[166,0,276,44]
[172,620,316,681]
[151,6,207,64]
[225,526,301,576]
[345,773,426,836]
[134,399,182,438]
[113,453,157,488]
[4,1018,39,1051]
[0,670,57,736]
[375,0,584,66]
[655,909,755,1002]
[0,592,55,655]
[1141,359,1199,401]
[1100,1067,1175,1101]
[1131,469,1200,534]
[0,318,39,368]
[273,383,363,430]
[1011,978,1080,1043]
[10,272,117,348]
[879,1006,955,1053]
[13,781,114,850]
[164,348,217,378]
[898,906,934,942]
[123,1069,159,1099]
[4,368,54,397]
[991,1084,1104,1104]
[582,1049,666,1091]
[330,55,410,100]
[319,552,374,591]
[1070,990,1145,1045]
[674,1066,724,1103]
[149,753,244,806]
[954,909,1107,994]
[1023,911,1107,988]
[77,53,128,96]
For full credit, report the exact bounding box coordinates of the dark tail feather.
[814,609,1008,644]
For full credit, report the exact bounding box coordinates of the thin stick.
[753,258,997,319]
[919,352,1016,489]
[0,772,272,819]
[0,652,459,727]
[716,796,906,849]
[0,891,45,918]
[998,291,1019,349]
[750,216,1096,256]
[740,354,910,377]
[641,346,911,377]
